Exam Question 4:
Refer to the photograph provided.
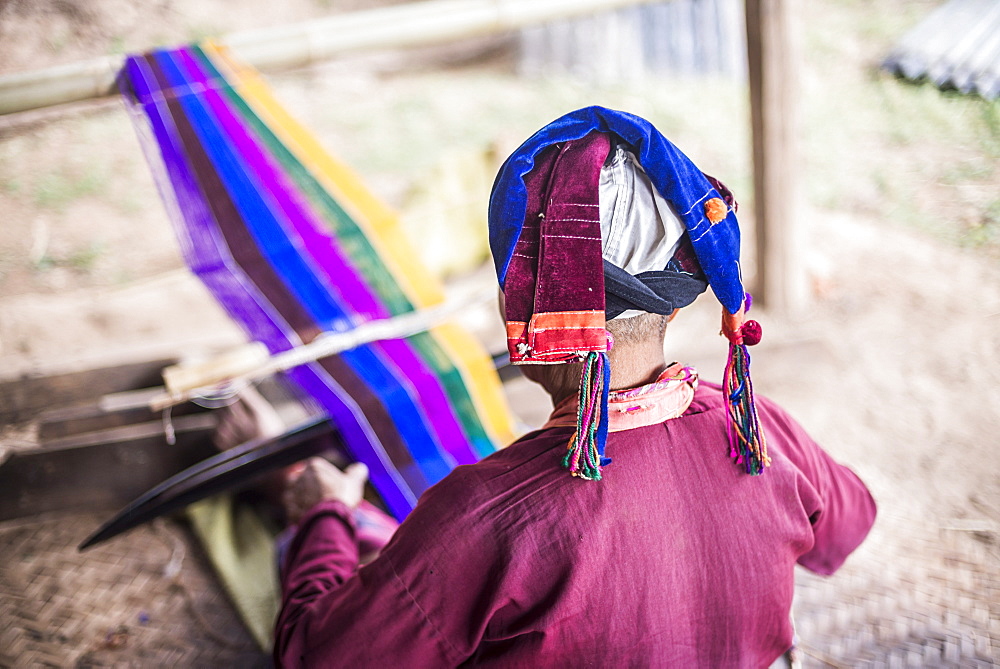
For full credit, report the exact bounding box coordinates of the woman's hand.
[283,457,369,524]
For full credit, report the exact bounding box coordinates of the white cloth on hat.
[599,145,687,319]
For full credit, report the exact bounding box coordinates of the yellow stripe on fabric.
[203,42,515,447]
[204,42,440,308]
[431,322,515,446]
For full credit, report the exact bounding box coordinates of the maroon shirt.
[275,383,876,667]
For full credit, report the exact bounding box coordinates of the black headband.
[603,260,709,319]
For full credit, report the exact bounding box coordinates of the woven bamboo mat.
[792,513,1000,668]
[0,511,267,668]
[1,508,997,667]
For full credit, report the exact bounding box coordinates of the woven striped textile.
[120,43,514,520]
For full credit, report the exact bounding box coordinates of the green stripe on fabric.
[407,331,494,458]
[192,45,495,456]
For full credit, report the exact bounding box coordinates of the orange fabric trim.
[529,310,605,332]
[506,311,608,363]
[505,321,528,341]
[531,328,606,354]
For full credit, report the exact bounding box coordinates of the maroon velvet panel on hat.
[503,131,612,363]
[535,131,609,314]
[502,143,559,328]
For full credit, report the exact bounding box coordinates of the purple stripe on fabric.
[137,54,323,345]
[139,52,425,500]
[287,364,417,519]
[125,54,414,519]
[124,56,294,354]
[372,340,478,466]
[173,48,374,320]
[172,47,478,466]
[314,356,429,496]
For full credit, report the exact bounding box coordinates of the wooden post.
[744,0,803,313]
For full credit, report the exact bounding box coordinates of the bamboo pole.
[0,0,658,116]
[149,285,495,411]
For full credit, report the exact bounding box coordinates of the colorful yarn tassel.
[724,323,770,475]
[563,351,612,480]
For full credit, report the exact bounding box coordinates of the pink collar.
[542,363,699,433]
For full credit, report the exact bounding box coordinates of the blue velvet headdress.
[490,106,769,477]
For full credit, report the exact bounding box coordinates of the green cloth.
[187,494,280,651]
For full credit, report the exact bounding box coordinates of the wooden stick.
[149,284,496,411]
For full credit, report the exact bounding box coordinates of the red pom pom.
[741,320,762,346]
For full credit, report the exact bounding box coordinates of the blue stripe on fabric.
[172,45,481,472]
[124,54,417,518]
[152,49,452,486]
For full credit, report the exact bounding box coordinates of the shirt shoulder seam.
[385,553,464,664]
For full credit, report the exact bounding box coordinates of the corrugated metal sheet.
[882,0,1000,99]
[518,0,746,82]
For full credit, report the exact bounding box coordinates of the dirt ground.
[1,0,999,595]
